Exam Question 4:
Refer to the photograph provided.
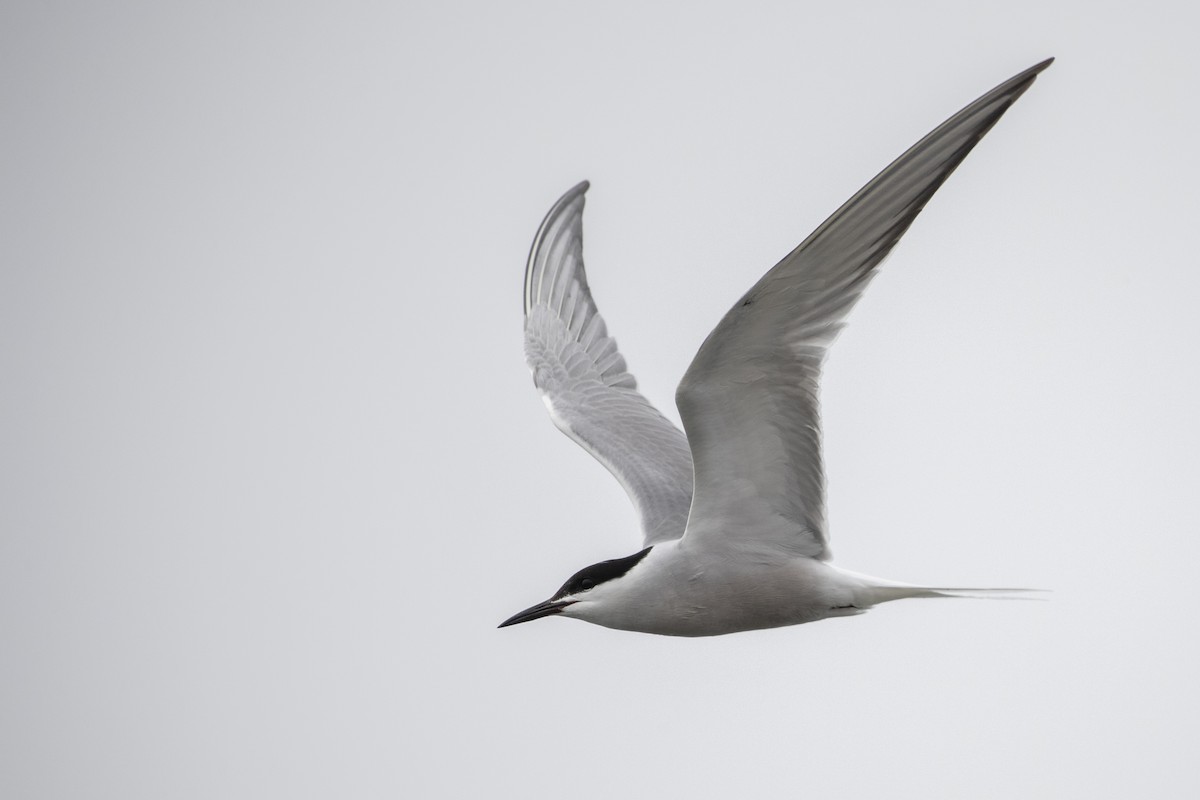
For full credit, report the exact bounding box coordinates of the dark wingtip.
[989,58,1054,104]
[523,180,592,316]
[550,180,591,209]
[1004,58,1054,96]
[1008,58,1054,84]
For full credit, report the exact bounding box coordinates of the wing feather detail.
[676,60,1052,560]
[524,182,694,546]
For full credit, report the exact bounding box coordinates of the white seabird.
[501,59,1052,637]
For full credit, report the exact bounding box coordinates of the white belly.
[568,542,871,637]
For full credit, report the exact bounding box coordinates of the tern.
[500,59,1051,636]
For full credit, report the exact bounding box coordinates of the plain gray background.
[3,2,1197,798]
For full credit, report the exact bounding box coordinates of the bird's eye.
[580,578,595,591]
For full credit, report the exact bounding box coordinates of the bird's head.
[498,546,653,628]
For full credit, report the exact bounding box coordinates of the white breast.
[564,541,866,637]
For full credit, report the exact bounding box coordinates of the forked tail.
[864,585,1047,604]
[834,567,1046,607]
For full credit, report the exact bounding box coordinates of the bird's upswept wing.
[676,59,1052,560]
[524,182,694,546]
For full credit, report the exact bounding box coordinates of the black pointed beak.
[498,598,576,628]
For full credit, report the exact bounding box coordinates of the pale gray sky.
[2,2,1197,798]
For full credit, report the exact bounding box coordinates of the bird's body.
[563,542,888,637]
[501,59,1052,637]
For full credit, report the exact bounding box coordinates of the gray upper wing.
[676,60,1052,560]
[524,182,694,546]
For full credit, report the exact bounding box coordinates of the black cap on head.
[498,547,653,629]
[550,547,653,601]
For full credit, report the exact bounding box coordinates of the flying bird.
[501,59,1052,637]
